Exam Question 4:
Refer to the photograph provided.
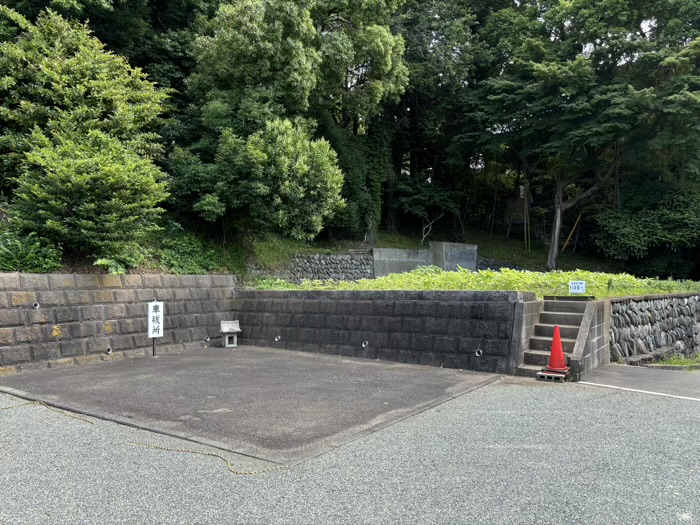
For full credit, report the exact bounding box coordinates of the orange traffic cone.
[536,325,570,382]
[546,325,569,373]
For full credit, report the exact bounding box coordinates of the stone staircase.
[516,296,591,377]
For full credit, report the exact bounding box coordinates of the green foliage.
[0,229,62,272]
[12,128,169,260]
[658,354,700,366]
[0,8,168,191]
[93,258,126,275]
[260,266,700,299]
[247,233,341,271]
[157,231,220,274]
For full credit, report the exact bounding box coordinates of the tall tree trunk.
[547,182,564,270]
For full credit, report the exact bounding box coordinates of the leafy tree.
[175,118,344,240]
[13,127,168,258]
[0,7,168,192]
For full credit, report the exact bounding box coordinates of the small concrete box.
[220,320,242,348]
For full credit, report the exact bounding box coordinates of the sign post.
[147,301,164,357]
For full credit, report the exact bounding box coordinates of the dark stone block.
[142,275,162,288]
[55,307,80,323]
[383,316,402,332]
[134,289,156,302]
[172,329,191,344]
[91,290,114,304]
[74,274,100,290]
[0,309,25,326]
[329,330,352,345]
[402,317,423,333]
[110,335,135,350]
[325,315,346,330]
[414,302,437,317]
[410,334,434,352]
[485,340,510,357]
[393,301,415,316]
[286,301,304,314]
[0,273,20,291]
[119,319,142,334]
[471,303,488,320]
[68,322,96,338]
[194,275,213,288]
[0,327,14,346]
[488,303,514,321]
[166,302,186,315]
[154,289,173,301]
[99,275,123,289]
[27,308,54,324]
[423,317,448,335]
[161,275,181,288]
[178,275,196,287]
[472,321,498,339]
[104,304,127,319]
[173,289,191,301]
[185,301,203,314]
[434,336,457,353]
[497,322,513,340]
[334,301,354,315]
[30,342,60,361]
[1,346,31,365]
[60,340,85,357]
[346,316,363,330]
[36,291,62,307]
[95,321,118,337]
[397,350,420,364]
[471,356,499,374]
[371,301,393,316]
[420,351,444,367]
[21,274,49,290]
[64,290,92,305]
[443,353,472,369]
[458,337,483,355]
[360,317,381,332]
[190,327,208,340]
[367,332,389,348]
[299,328,315,342]
[14,325,43,344]
[189,288,209,301]
[390,332,412,350]
[302,301,320,314]
[447,319,468,336]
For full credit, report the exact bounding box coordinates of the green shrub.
[13,128,169,262]
[156,231,219,275]
[0,230,62,272]
[257,266,700,299]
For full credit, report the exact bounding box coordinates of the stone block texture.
[249,253,374,283]
[231,290,533,374]
[0,274,235,367]
[609,294,700,360]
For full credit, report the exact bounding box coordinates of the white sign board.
[569,281,586,294]
[147,301,164,338]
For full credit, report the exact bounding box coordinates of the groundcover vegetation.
[256,267,700,300]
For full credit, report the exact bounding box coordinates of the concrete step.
[544,295,595,302]
[543,300,587,313]
[539,312,584,326]
[523,349,573,366]
[529,336,576,352]
[515,364,541,377]
[534,324,579,339]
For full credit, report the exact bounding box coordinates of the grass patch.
[657,354,700,366]
[255,266,700,299]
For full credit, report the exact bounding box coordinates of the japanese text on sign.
[569,281,586,294]
[148,301,164,338]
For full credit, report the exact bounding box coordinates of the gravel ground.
[2,377,699,525]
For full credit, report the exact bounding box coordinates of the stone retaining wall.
[230,290,535,375]
[0,273,235,370]
[609,294,700,361]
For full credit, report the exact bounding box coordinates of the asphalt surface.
[2,376,699,525]
[0,346,498,464]
[583,364,700,399]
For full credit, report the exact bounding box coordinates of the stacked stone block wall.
[0,273,235,369]
[609,294,700,361]
[249,253,374,282]
[231,290,534,375]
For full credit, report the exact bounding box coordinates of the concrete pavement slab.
[582,364,700,400]
[0,346,499,464]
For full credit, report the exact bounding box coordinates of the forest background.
[1,0,700,279]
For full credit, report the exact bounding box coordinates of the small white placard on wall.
[148,301,164,338]
[569,281,586,294]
